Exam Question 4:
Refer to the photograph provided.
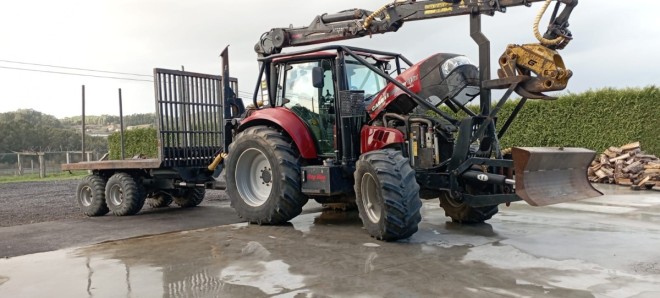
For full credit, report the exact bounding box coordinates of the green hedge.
[444,86,659,155]
[106,87,659,159]
[107,128,158,160]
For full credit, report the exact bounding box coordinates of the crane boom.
[255,0,577,57]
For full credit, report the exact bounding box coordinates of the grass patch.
[0,171,88,184]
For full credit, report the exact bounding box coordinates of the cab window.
[280,60,336,155]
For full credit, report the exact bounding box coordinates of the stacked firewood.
[588,142,660,190]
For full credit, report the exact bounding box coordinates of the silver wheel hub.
[109,184,124,206]
[80,186,93,207]
[235,148,273,207]
[361,173,381,223]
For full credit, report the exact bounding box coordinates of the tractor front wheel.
[354,149,422,241]
[147,192,173,208]
[226,126,307,224]
[439,185,498,223]
[173,188,205,208]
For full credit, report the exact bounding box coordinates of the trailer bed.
[61,159,162,171]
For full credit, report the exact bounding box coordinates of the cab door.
[276,59,337,156]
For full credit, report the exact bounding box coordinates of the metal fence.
[0,151,104,177]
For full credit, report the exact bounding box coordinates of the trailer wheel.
[105,173,146,216]
[439,186,498,223]
[173,188,205,208]
[147,192,173,208]
[226,126,307,224]
[76,175,109,216]
[354,149,422,241]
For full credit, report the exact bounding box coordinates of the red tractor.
[222,0,600,240]
[67,0,601,241]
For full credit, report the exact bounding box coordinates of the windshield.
[345,57,387,99]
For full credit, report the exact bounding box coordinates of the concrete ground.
[1,185,660,297]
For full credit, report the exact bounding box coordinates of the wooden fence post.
[38,153,46,178]
[17,153,23,176]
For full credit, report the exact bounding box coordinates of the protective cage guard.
[153,68,237,168]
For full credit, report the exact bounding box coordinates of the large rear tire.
[173,188,205,208]
[226,126,307,224]
[76,175,109,216]
[439,186,498,223]
[105,173,146,216]
[354,149,422,241]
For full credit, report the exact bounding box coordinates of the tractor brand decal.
[477,174,489,182]
[370,92,390,112]
[405,74,419,88]
[307,173,327,181]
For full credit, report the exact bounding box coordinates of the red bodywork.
[360,125,405,153]
[366,59,426,119]
[247,50,434,158]
[240,107,318,159]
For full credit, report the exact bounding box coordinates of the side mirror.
[312,66,324,88]
[383,63,392,71]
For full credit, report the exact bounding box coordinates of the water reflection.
[2,205,650,297]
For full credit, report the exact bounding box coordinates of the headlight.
[441,56,475,77]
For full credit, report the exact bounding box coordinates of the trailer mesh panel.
[154,68,236,168]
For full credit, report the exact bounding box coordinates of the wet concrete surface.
[1,185,660,297]
[0,200,242,258]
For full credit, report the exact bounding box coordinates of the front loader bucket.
[512,147,603,206]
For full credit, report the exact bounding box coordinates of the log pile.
[588,142,660,190]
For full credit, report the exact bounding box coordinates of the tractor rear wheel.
[354,149,422,241]
[226,126,307,224]
[76,174,109,216]
[173,188,205,208]
[439,185,498,223]
[105,172,146,216]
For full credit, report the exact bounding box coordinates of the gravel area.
[0,179,229,228]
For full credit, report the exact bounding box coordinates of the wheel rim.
[235,148,273,207]
[108,184,124,206]
[80,186,93,207]
[360,173,381,223]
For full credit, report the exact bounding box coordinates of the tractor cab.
[265,49,397,156]
[244,45,480,162]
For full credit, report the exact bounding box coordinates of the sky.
[1,0,659,118]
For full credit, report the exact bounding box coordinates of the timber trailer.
[65,0,602,241]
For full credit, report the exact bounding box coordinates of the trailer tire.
[173,188,205,208]
[226,126,307,224]
[76,174,109,216]
[439,187,498,223]
[147,192,173,208]
[354,149,422,241]
[105,173,146,216]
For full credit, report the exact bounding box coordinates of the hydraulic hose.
[533,0,565,46]
[363,0,406,29]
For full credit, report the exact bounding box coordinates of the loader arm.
[255,0,577,57]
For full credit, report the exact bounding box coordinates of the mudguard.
[239,107,318,159]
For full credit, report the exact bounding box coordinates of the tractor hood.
[366,53,479,119]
